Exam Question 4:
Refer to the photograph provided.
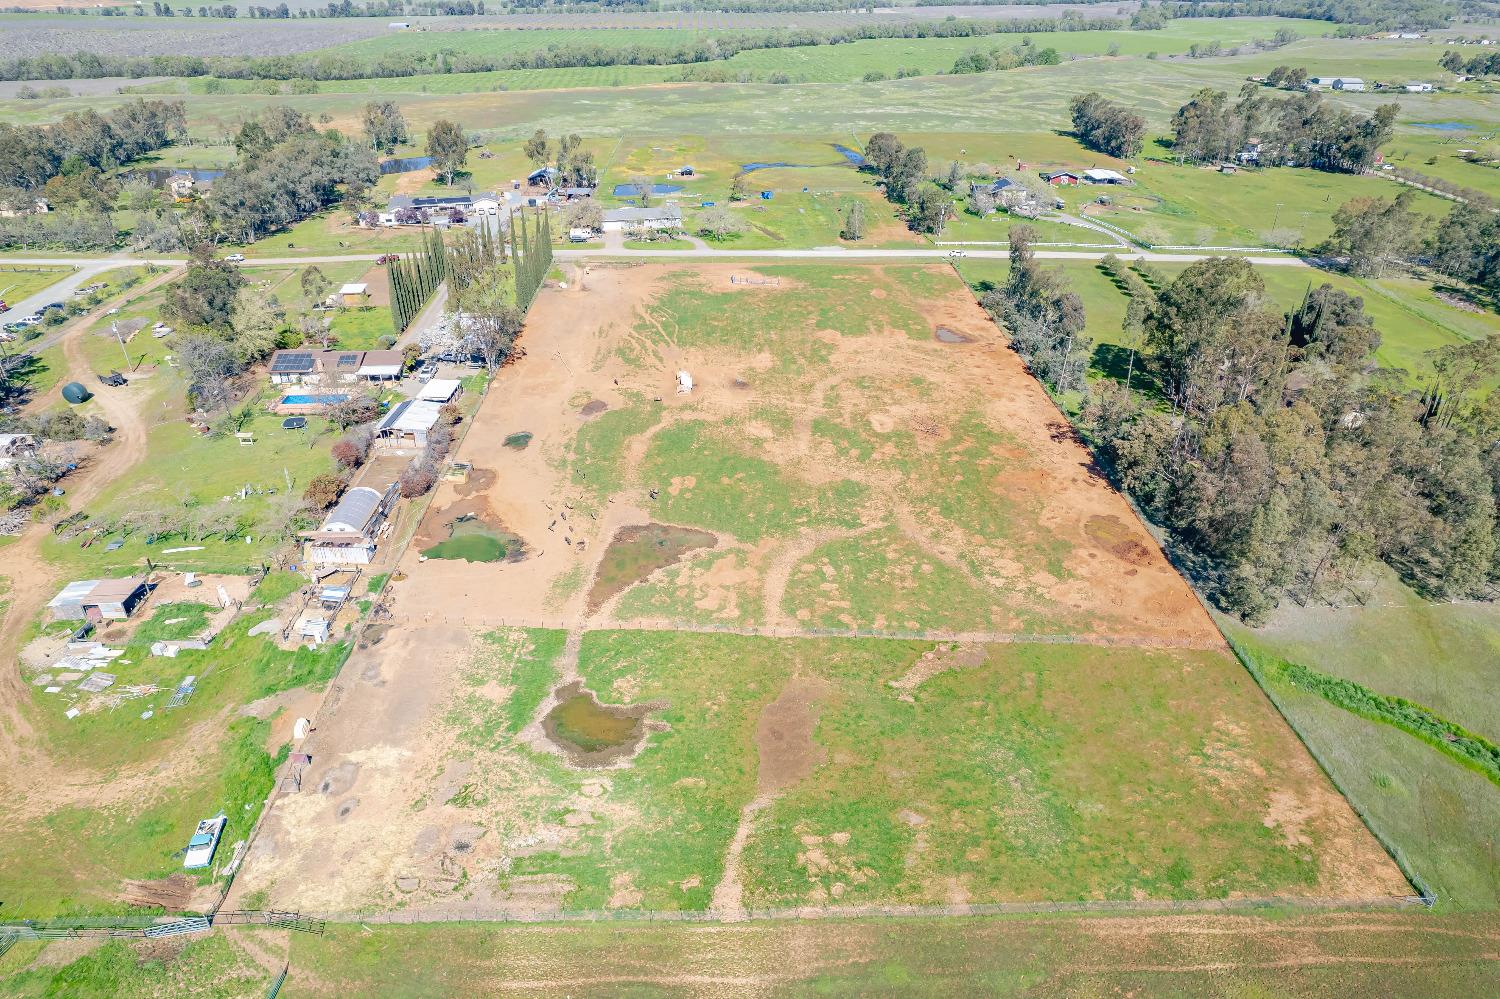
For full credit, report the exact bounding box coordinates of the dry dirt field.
[228,262,1411,919]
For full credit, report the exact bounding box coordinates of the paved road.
[0,245,1318,273]
[0,260,114,328]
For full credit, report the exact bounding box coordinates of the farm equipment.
[98,370,127,387]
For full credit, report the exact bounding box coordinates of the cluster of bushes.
[949,39,1061,75]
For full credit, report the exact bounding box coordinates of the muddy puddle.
[423,514,526,563]
[580,399,609,417]
[542,682,662,765]
[586,523,716,612]
[934,326,973,344]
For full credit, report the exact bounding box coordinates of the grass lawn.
[39,402,337,578]
[242,909,1500,997]
[1217,571,1500,909]
[328,307,395,350]
[236,210,422,258]
[0,263,76,304]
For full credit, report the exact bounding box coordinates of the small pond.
[1410,122,1472,131]
[542,682,661,765]
[379,155,435,174]
[422,514,525,563]
[612,183,683,197]
[122,166,226,187]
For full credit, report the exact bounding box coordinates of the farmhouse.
[1309,76,1366,91]
[1083,168,1129,185]
[970,177,1039,213]
[376,399,446,447]
[601,206,683,233]
[381,192,498,226]
[1040,170,1081,186]
[166,173,198,199]
[337,283,369,307]
[268,349,367,386]
[302,483,398,566]
[47,575,150,623]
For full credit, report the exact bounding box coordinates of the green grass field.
[435,628,1378,911]
[1220,572,1500,909]
[0,264,75,305]
[6,908,1497,997]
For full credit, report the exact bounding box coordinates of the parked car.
[183,813,226,870]
[99,370,127,387]
[41,301,65,312]
[417,361,438,380]
[0,300,9,313]
[224,253,246,263]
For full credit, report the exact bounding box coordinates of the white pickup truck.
[183,813,227,870]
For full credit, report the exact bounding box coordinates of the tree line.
[862,133,951,235]
[511,207,554,313]
[390,226,448,335]
[1321,189,1500,300]
[1441,48,1500,78]
[1170,85,1397,172]
[1076,254,1499,622]
[0,100,185,191]
[1069,92,1148,158]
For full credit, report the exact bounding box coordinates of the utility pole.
[111,320,130,369]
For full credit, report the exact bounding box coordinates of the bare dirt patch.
[117,873,195,909]
[755,675,830,795]
[1085,514,1156,566]
[890,643,986,702]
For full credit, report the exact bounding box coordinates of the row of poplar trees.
[388,226,448,334]
[510,207,553,313]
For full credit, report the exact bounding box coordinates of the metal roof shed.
[418,378,462,403]
[322,486,385,535]
[376,399,443,446]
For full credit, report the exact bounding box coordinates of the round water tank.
[61,381,92,405]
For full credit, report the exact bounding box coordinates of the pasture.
[1222,572,1500,909]
[226,261,1408,919]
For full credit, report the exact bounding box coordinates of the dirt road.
[0,269,174,783]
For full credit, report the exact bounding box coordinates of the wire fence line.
[380,614,1226,652]
[314,893,1427,926]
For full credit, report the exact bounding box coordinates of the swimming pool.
[278,393,348,406]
